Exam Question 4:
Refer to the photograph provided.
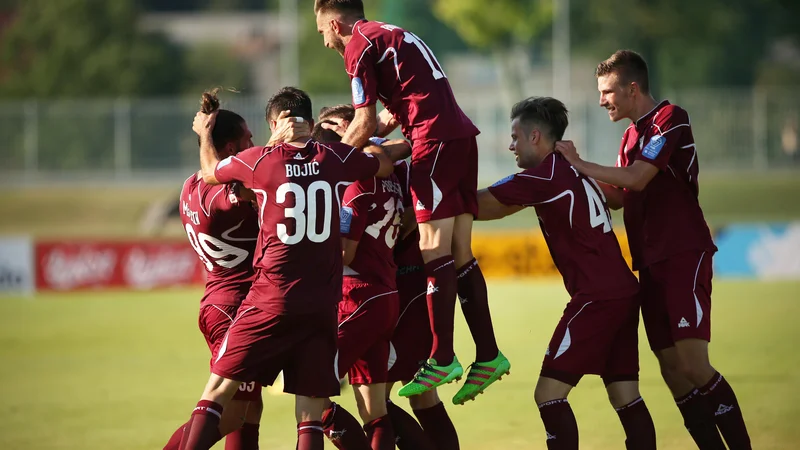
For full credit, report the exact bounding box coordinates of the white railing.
[1,89,798,185]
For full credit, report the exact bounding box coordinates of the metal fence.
[1,88,798,185]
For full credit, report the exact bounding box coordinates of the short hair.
[595,50,650,95]
[199,89,246,152]
[311,120,344,143]
[510,97,569,141]
[265,87,313,122]
[313,0,365,17]
[319,104,355,123]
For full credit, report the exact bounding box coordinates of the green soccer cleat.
[397,357,464,397]
[452,352,511,405]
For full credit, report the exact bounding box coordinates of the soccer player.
[555,50,751,449]
[314,0,510,404]
[479,96,657,449]
[313,109,460,450]
[165,91,264,450]
[177,86,396,450]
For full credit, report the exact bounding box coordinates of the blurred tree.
[433,0,552,102]
[181,43,252,95]
[0,0,186,97]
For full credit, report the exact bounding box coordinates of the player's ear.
[330,18,340,35]
[269,119,277,133]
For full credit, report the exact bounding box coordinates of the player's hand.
[320,117,348,137]
[192,110,217,137]
[555,140,581,165]
[267,110,310,145]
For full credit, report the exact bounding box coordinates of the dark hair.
[314,0,365,17]
[311,120,344,143]
[319,104,355,123]
[595,50,650,95]
[510,97,569,141]
[200,88,246,153]
[265,86,313,122]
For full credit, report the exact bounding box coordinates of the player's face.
[236,123,254,153]
[316,13,346,56]
[509,118,538,169]
[598,73,633,122]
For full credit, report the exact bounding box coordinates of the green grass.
[0,280,798,449]
[1,171,799,237]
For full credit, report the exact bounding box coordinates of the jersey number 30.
[275,181,333,245]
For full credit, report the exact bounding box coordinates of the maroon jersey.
[391,160,425,269]
[341,173,404,289]
[617,100,717,269]
[488,153,639,302]
[179,174,258,306]
[214,140,381,314]
[344,20,479,143]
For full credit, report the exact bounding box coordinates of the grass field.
[1,280,798,450]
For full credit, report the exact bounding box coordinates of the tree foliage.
[433,0,552,49]
[0,0,186,98]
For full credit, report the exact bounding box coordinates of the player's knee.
[219,403,247,436]
[408,389,440,410]
[534,381,569,405]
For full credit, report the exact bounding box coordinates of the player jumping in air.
[165,90,264,450]
[556,50,751,450]
[478,96,657,450]
[177,87,399,450]
[314,0,510,405]
[314,107,461,450]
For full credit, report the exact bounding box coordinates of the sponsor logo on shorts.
[678,317,690,328]
[426,281,438,295]
[544,347,551,356]
[458,294,468,304]
[416,200,426,211]
[715,404,734,416]
[546,432,556,440]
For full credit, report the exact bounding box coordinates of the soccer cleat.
[397,357,464,397]
[452,351,511,405]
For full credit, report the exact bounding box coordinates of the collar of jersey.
[634,99,670,129]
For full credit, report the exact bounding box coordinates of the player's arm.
[376,108,400,138]
[362,143,394,178]
[341,104,378,148]
[599,182,624,210]
[381,139,412,162]
[193,111,222,185]
[342,238,359,266]
[555,141,658,192]
[476,189,525,221]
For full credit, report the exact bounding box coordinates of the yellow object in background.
[471,229,633,278]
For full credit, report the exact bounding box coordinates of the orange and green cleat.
[452,352,511,405]
[397,357,464,397]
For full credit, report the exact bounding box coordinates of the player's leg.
[384,396,438,450]
[451,211,510,404]
[641,264,727,449]
[409,389,460,450]
[180,373,243,450]
[534,377,579,450]
[222,391,262,450]
[296,396,328,450]
[352,383,395,450]
[604,381,656,450]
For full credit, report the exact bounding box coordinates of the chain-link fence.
[1,89,798,185]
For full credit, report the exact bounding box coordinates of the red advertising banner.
[36,241,206,291]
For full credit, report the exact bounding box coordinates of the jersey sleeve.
[214,146,262,188]
[487,170,552,206]
[345,35,379,109]
[637,106,690,171]
[340,180,373,242]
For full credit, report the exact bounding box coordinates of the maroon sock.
[297,421,324,450]
[413,402,460,450]
[163,423,186,450]
[181,401,224,450]
[538,398,579,450]
[386,402,437,450]
[225,423,260,450]
[456,259,499,362]
[322,402,371,449]
[615,397,656,450]
[700,372,752,450]
[425,256,457,364]
[675,389,727,450]
[363,415,395,450]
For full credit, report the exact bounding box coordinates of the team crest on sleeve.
[491,174,515,187]
[217,156,233,169]
[340,206,354,233]
[642,135,666,160]
[352,77,366,105]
